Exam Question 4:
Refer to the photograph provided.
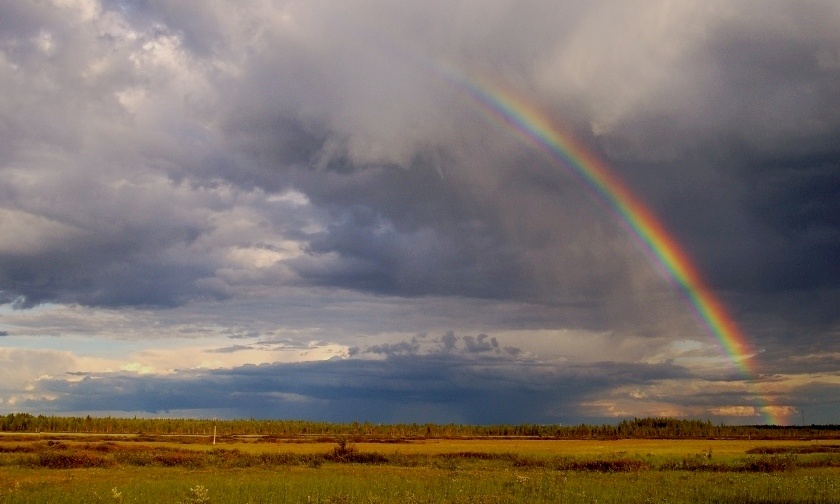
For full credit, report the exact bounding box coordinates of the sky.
[1,0,838,426]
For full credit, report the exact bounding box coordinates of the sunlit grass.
[1,465,839,503]
[0,435,838,503]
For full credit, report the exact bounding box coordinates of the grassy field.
[1,434,839,503]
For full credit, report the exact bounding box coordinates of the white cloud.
[0,0,838,423]
[0,347,119,409]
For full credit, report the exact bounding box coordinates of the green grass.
[1,466,839,503]
[0,436,838,503]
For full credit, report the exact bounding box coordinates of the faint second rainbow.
[440,70,781,425]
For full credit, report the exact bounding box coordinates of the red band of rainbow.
[440,70,781,425]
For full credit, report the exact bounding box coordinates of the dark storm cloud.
[562,3,840,344]
[0,1,227,308]
[664,23,840,298]
[1,235,219,309]
[737,157,840,291]
[2,0,839,424]
[790,381,840,423]
[2,0,835,330]
[32,353,690,423]
[283,161,540,299]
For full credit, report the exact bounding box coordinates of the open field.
[1,433,839,503]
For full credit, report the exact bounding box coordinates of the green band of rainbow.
[442,71,780,425]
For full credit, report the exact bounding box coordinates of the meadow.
[1,416,839,503]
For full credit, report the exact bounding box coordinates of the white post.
[213,425,216,445]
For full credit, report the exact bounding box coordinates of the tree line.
[1,413,837,439]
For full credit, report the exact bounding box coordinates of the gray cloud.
[3,0,836,321]
[362,331,513,357]
[365,341,420,357]
[30,352,694,424]
[1,0,838,424]
[441,331,458,352]
[205,344,252,354]
[463,334,500,354]
[254,338,316,350]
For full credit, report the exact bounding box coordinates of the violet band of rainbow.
[438,69,781,425]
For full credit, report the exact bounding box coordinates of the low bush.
[0,445,36,453]
[746,444,840,455]
[324,449,389,464]
[36,450,114,469]
[575,459,649,472]
[739,455,796,472]
[658,456,728,472]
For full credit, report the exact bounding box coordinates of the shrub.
[746,444,840,455]
[575,459,649,472]
[739,454,796,472]
[151,450,205,468]
[37,450,114,469]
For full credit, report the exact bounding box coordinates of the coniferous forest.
[2,413,838,439]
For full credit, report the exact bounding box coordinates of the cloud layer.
[1,0,838,424]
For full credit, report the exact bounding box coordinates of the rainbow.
[440,71,783,425]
